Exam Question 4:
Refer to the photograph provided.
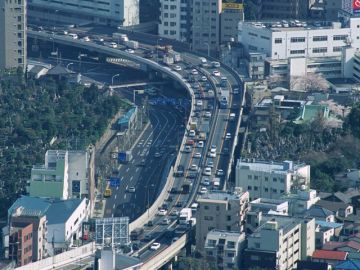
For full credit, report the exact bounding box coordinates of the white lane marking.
[135,194,137,199]
[113,204,115,209]
[115,194,117,200]
[136,167,139,172]
[124,194,127,199]
[126,185,128,190]
[116,186,119,190]
[121,177,124,181]
[126,167,130,172]
[130,176,133,181]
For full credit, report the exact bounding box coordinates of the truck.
[118,151,132,164]
[112,33,128,43]
[168,51,182,62]
[155,45,173,53]
[163,55,174,65]
[178,208,192,225]
[130,228,144,241]
[198,132,207,141]
[124,40,139,49]
[189,121,197,130]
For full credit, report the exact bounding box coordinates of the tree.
[346,103,360,138]
[290,73,329,92]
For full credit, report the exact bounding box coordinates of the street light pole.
[111,74,120,85]
[204,42,210,57]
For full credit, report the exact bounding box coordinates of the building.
[0,0,27,71]
[27,0,139,27]
[195,190,249,251]
[312,249,348,267]
[244,217,316,270]
[235,159,310,200]
[7,196,89,255]
[204,230,246,270]
[283,189,320,215]
[8,222,33,267]
[250,198,289,215]
[238,17,360,84]
[310,0,343,21]
[95,248,143,269]
[28,150,89,200]
[158,0,192,42]
[220,3,244,44]
[192,0,221,54]
[256,0,312,20]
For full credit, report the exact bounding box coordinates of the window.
[265,188,269,192]
[313,47,327,53]
[227,215,231,221]
[290,37,305,43]
[290,50,305,55]
[248,186,252,190]
[333,46,343,52]
[248,175,252,180]
[227,241,235,249]
[254,186,258,191]
[261,35,270,40]
[333,35,347,41]
[265,177,269,181]
[273,178,277,182]
[254,175,258,180]
[274,38,282,44]
[204,205,209,210]
[255,242,260,248]
[313,36,328,42]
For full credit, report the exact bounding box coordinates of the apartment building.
[7,196,89,255]
[238,16,360,84]
[282,189,320,215]
[235,159,310,200]
[158,0,192,42]
[220,3,244,43]
[27,0,139,26]
[28,150,89,200]
[192,0,221,54]
[244,217,316,270]
[0,0,27,71]
[204,230,246,270]
[8,223,33,267]
[195,191,249,251]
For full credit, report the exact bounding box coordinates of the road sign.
[118,152,126,163]
[109,177,120,187]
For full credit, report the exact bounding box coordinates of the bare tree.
[267,74,284,89]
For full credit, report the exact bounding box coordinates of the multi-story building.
[27,0,139,27]
[282,188,320,215]
[255,0,312,20]
[8,223,33,267]
[28,150,89,200]
[204,230,246,270]
[7,196,89,255]
[195,191,249,252]
[220,3,244,43]
[244,216,316,270]
[0,0,27,71]
[235,159,310,200]
[192,0,221,54]
[158,0,192,42]
[238,16,360,85]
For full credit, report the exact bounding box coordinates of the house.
[312,250,348,268]
[316,200,354,218]
[335,259,360,270]
[315,221,343,249]
[306,205,335,222]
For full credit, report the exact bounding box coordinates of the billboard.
[222,0,243,10]
[118,152,126,163]
[109,177,120,187]
[354,0,360,14]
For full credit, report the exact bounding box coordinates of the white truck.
[163,55,174,65]
[168,51,182,62]
[112,33,129,43]
[125,40,139,49]
[178,208,192,225]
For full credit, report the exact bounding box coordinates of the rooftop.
[312,249,347,261]
[315,220,343,229]
[237,159,306,174]
[323,241,360,251]
[198,191,246,202]
[8,196,84,224]
[117,107,137,126]
[251,216,302,237]
[306,205,334,218]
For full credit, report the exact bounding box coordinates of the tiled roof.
[323,241,360,251]
[316,200,350,212]
[307,205,334,217]
[312,250,347,261]
[335,259,360,270]
[316,220,343,229]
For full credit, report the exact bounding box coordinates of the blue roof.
[307,205,333,218]
[8,196,84,224]
[316,220,344,229]
[117,107,136,126]
[335,259,360,270]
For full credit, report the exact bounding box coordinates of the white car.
[196,100,203,107]
[173,65,182,71]
[191,69,199,75]
[128,187,136,193]
[189,130,196,137]
[82,36,90,42]
[194,152,201,159]
[233,88,239,94]
[208,149,216,158]
[212,70,221,77]
[204,111,211,118]
[225,133,231,140]
[207,161,214,168]
[125,48,135,54]
[201,76,207,82]
[199,187,208,194]
[184,145,192,152]
[190,164,198,171]
[216,169,224,176]
[162,218,171,225]
[202,178,211,186]
[171,210,179,216]
[211,145,217,151]
[193,83,200,89]
[211,61,221,68]
[157,209,167,216]
[108,42,117,48]
[150,242,161,250]
[197,141,204,148]
[203,167,212,176]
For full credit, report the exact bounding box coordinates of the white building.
[244,216,316,270]
[238,16,360,84]
[28,150,89,200]
[282,188,320,215]
[28,0,139,27]
[158,0,191,42]
[235,159,310,200]
[204,230,246,270]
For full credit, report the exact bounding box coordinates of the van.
[68,33,78,39]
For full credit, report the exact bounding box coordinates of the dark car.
[176,201,183,207]
[147,220,154,227]
[170,187,178,194]
[187,173,197,179]
[143,234,153,242]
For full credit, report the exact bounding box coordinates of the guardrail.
[15,242,96,270]
[140,234,187,270]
